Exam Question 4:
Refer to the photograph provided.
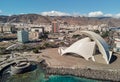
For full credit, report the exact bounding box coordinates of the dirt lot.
[36,48,120,70]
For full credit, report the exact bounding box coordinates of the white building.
[29,27,45,40]
[30,27,44,33]
[113,38,120,52]
[17,30,29,43]
[58,31,112,64]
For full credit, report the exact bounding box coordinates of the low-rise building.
[113,38,120,52]
[29,27,45,40]
[0,24,16,33]
[30,27,44,34]
[29,31,40,40]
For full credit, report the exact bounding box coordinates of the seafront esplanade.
[58,31,113,64]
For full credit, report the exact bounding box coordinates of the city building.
[0,24,3,33]
[30,27,44,34]
[17,30,29,43]
[0,24,16,33]
[29,31,40,40]
[113,38,120,52]
[52,21,59,33]
[29,27,45,40]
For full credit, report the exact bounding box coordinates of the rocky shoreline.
[1,58,120,81]
[44,66,120,81]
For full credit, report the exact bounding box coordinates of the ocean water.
[44,75,101,82]
[1,62,104,82]
[6,74,101,82]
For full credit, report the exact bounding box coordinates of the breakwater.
[45,67,120,81]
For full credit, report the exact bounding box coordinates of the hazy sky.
[0,0,120,17]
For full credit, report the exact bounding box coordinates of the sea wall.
[45,67,120,81]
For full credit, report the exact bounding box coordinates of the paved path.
[0,57,27,72]
[0,54,44,72]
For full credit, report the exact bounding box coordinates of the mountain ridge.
[0,14,120,27]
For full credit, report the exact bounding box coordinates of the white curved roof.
[58,37,96,61]
[58,31,112,64]
[80,31,111,64]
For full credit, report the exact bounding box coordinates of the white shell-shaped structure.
[58,31,112,64]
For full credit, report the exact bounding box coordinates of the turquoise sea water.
[44,75,100,82]
[1,63,104,82]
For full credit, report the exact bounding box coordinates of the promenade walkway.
[0,57,27,72]
[0,54,44,72]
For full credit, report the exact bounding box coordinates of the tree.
[72,34,81,39]
[0,47,10,55]
[94,30,100,34]
[101,31,109,38]
[43,42,51,48]
[33,48,39,53]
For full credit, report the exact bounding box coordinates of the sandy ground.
[23,48,120,70]
[37,48,120,70]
